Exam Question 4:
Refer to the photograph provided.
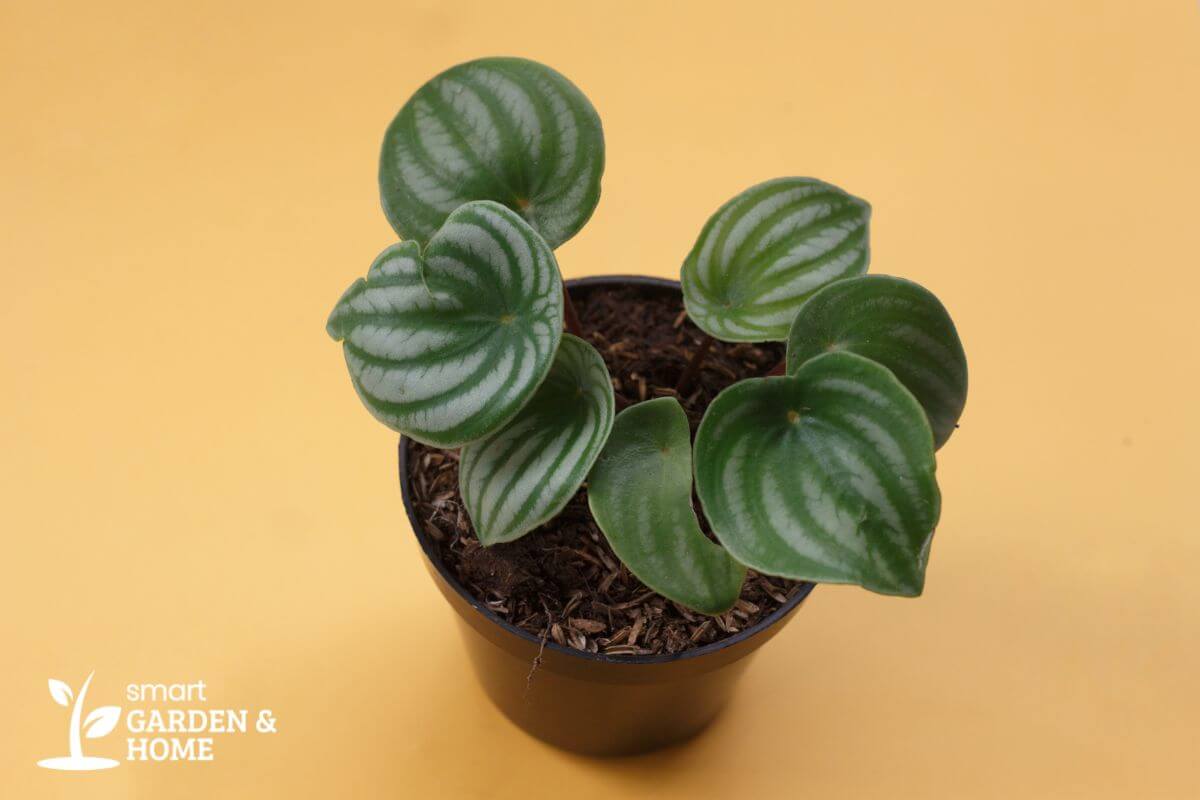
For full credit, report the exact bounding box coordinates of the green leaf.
[460,334,614,545]
[786,275,967,449]
[681,177,871,342]
[589,398,746,615]
[693,352,940,596]
[379,56,605,250]
[326,201,562,448]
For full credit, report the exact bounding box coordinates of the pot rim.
[399,273,815,667]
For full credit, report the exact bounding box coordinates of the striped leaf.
[380,57,604,249]
[681,177,871,342]
[589,398,746,615]
[786,275,967,449]
[326,201,562,448]
[694,352,940,596]
[460,334,614,545]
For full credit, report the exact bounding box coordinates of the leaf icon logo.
[48,679,73,707]
[37,672,122,771]
[84,706,121,739]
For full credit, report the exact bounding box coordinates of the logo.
[37,670,280,773]
[37,671,121,771]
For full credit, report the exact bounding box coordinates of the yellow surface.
[3,1,1198,796]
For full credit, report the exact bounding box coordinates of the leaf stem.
[675,334,714,395]
[69,671,94,759]
[563,283,584,337]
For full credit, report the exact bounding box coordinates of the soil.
[406,280,807,658]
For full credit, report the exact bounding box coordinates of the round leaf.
[694,352,940,596]
[460,334,614,545]
[681,177,871,342]
[379,56,605,249]
[326,201,563,447]
[589,398,746,615]
[786,275,968,449]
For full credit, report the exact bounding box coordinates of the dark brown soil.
[406,280,805,658]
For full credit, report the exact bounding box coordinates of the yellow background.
[3,1,1198,796]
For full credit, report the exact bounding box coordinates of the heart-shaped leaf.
[681,177,871,342]
[380,57,604,250]
[694,352,940,596]
[460,334,614,545]
[84,706,121,739]
[326,200,563,447]
[786,275,967,449]
[589,398,746,615]
[48,679,72,707]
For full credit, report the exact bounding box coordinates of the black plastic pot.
[399,275,815,757]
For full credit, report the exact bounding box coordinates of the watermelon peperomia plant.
[327,56,968,616]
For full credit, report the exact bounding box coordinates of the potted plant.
[326,57,968,756]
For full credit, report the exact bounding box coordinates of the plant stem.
[562,282,584,337]
[767,359,786,376]
[69,671,94,759]
[675,334,714,395]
